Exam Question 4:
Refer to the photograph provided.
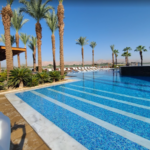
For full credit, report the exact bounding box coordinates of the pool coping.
[5,79,87,150]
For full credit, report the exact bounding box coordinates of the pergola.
[0,46,26,61]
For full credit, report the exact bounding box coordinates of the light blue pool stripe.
[47,88,150,124]
[31,90,150,149]
[69,84,150,102]
[60,86,150,110]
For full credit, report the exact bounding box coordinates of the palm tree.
[135,45,147,66]
[76,37,88,67]
[45,10,58,71]
[90,42,97,66]
[121,52,131,66]
[110,45,115,68]
[1,0,14,78]
[19,33,30,67]
[11,9,29,68]
[123,47,132,66]
[19,0,53,72]
[57,0,65,75]
[113,49,119,66]
[28,36,37,71]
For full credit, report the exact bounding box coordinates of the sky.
[1,0,150,67]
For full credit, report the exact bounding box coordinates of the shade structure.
[0,46,26,61]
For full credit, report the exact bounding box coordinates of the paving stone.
[11,131,44,150]
[11,125,33,141]
[36,144,51,150]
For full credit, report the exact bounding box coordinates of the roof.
[0,46,26,61]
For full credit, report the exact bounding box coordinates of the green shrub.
[49,71,61,82]
[0,82,5,90]
[8,68,31,88]
[27,75,39,87]
[36,72,50,84]
[0,70,7,81]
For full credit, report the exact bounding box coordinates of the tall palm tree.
[19,33,30,67]
[57,0,65,75]
[28,36,37,71]
[113,49,119,66]
[121,52,131,66]
[123,47,132,66]
[1,0,14,78]
[135,45,147,66]
[19,0,53,72]
[11,9,29,68]
[110,45,115,68]
[45,10,58,71]
[76,37,88,67]
[90,42,97,66]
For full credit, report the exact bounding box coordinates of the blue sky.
[0,0,150,67]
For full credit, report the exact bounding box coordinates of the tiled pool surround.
[7,70,150,150]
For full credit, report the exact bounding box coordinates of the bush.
[49,71,61,82]
[0,70,7,81]
[0,82,5,90]
[27,75,39,87]
[8,67,31,88]
[36,72,50,84]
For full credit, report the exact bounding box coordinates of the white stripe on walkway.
[47,88,150,124]
[60,86,150,110]
[70,84,150,102]
[31,91,150,149]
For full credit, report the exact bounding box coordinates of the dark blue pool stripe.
[70,80,150,99]
[35,87,150,140]
[16,92,147,150]
[76,76,150,93]
[66,84,150,107]
[47,85,150,118]
[83,75,150,88]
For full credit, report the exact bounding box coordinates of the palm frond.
[11,9,29,32]
[110,45,115,51]
[121,52,131,57]
[7,0,14,6]
[19,33,30,45]
[45,10,58,34]
[0,34,5,45]
[0,34,15,46]
[123,47,132,52]
[19,0,53,22]
[11,35,16,46]
[76,37,88,47]
[135,45,147,52]
[90,41,96,49]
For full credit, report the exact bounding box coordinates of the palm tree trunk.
[19,80,23,88]
[32,53,34,71]
[82,47,84,67]
[0,61,1,73]
[25,45,27,67]
[92,49,94,67]
[1,5,13,79]
[140,51,143,66]
[16,32,20,68]
[33,46,36,72]
[51,34,56,70]
[112,53,114,67]
[57,1,64,75]
[125,56,127,66]
[116,56,117,66]
[36,21,42,72]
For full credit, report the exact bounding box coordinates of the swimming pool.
[16,69,150,150]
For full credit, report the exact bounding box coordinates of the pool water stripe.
[84,75,150,88]
[76,76,150,93]
[47,88,150,124]
[69,84,150,102]
[60,86,150,110]
[31,90,150,149]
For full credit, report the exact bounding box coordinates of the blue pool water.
[16,70,150,150]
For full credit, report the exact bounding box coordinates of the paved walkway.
[0,94,51,150]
